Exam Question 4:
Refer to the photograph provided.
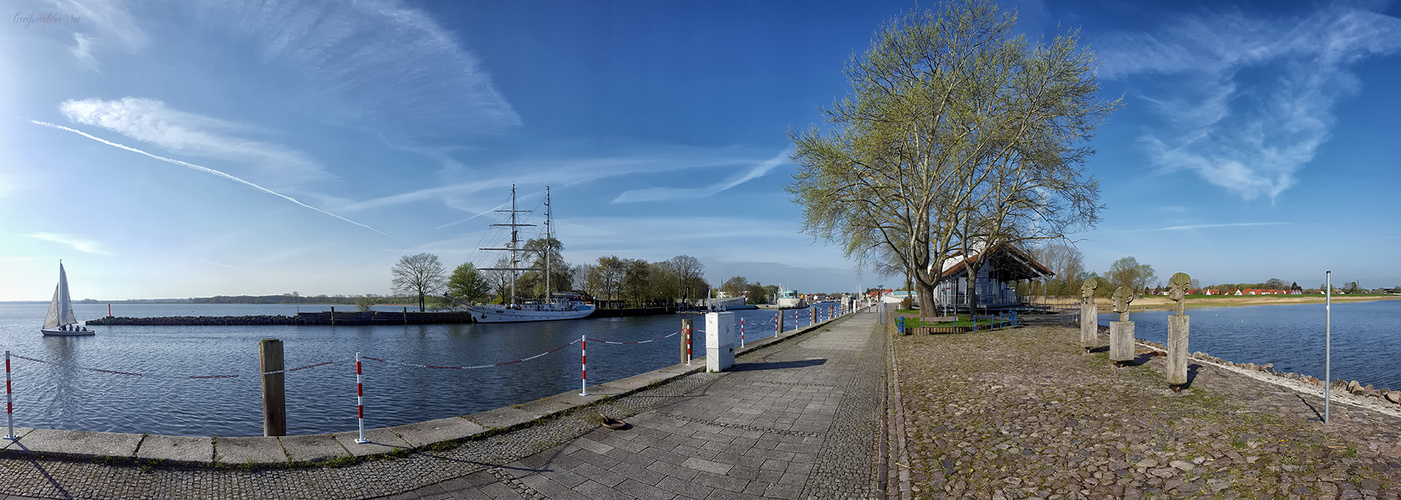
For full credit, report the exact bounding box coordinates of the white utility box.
[705,312,735,372]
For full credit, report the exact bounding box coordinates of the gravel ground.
[891,314,1401,499]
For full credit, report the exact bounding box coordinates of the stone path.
[0,312,884,499]
[890,315,1401,499]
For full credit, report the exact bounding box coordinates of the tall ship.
[41,261,94,336]
[466,186,595,323]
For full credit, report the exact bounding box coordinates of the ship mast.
[544,186,552,301]
[480,185,536,306]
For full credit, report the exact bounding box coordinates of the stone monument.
[1080,279,1099,351]
[1109,286,1135,367]
[1167,272,1191,391]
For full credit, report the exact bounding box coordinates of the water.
[1100,300,1401,389]
[0,302,835,437]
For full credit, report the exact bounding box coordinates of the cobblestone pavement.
[891,315,1401,499]
[0,312,884,499]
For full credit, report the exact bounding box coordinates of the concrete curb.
[0,309,866,469]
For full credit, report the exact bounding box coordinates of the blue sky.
[2,0,1399,301]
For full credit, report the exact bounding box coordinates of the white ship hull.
[41,328,95,336]
[467,304,596,323]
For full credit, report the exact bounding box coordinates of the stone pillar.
[1168,315,1190,389]
[1109,321,1134,367]
[1080,302,1098,350]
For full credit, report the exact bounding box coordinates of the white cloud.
[26,233,110,255]
[203,0,519,137]
[1099,6,1401,201]
[59,97,330,187]
[611,147,793,204]
[46,0,148,68]
[70,33,99,71]
[31,120,404,245]
[1159,222,1288,232]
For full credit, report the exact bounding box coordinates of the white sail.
[43,263,78,329]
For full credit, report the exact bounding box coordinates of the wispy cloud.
[1159,222,1289,232]
[59,97,330,187]
[31,120,405,245]
[330,146,760,214]
[1098,6,1401,201]
[611,147,793,204]
[47,0,148,68]
[203,0,519,138]
[26,233,110,255]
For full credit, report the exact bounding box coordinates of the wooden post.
[680,318,693,364]
[1109,321,1134,367]
[260,338,286,436]
[403,306,408,324]
[1168,315,1189,389]
[330,307,335,326]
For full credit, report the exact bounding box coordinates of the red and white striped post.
[810,307,815,325]
[740,318,745,348]
[580,335,588,396]
[355,352,368,443]
[685,324,692,365]
[775,311,781,337]
[5,351,14,440]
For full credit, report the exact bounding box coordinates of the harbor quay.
[0,308,884,499]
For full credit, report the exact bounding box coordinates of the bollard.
[260,338,286,437]
[4,351,14,440]
[775,310,781,337]
[580,335,588,396]
[330,306,335,326]
[740,318,745,348]
[680,318,693,365]
[355,352,368,443]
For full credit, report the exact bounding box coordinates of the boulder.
[1387,391,1401,405]
[1348,380,1362,394]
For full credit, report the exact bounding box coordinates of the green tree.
[787,0,1117,312]
[621,259,652,307]
[518,237,573,299]
[391,253,446,312]
[721,276,750,299]
[1105,257,1156,295]
[446,262,492,305]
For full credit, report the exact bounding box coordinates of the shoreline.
[1030,294,1401,312]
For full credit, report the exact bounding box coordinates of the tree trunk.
[965,261,981,315]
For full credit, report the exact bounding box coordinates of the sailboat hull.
[466,304,596,323]
[41,328,95,337]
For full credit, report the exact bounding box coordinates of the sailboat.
[466,186,596,323]
[41,262,94,336]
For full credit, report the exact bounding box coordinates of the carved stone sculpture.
[1080,280,1098,350]
[1167,272,1191,390]
[1112,286,1134,322]
[1168,272,1191,316]
[1109,286,1135,366]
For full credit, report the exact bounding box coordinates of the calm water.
[1100,300,1401,388]
[0,302,838,437]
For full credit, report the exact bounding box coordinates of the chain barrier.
[7,353,347,379]
[585,329,682,345]
[361,338,581,370]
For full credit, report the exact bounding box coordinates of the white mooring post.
[355,352,368,443]
[5,351,14,440]
[1322,270,1333,422]
[740,318,745,348]
[580,335,588,396]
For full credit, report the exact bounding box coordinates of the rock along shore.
[891,314,1401,498]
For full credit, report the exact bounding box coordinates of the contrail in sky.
[31,120,406,244]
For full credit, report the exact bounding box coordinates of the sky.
[1,0,1399,301]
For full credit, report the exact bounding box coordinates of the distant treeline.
[76,294,413,305]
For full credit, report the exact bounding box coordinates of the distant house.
[930,241,1054,312]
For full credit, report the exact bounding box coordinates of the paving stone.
[389,417,486,448]
[10,429,141,459]
[134,434,214,463]
[280,433,350,463]
[213,436,287,465]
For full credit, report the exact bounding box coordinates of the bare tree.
[391,253,446,312]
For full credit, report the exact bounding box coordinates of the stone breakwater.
[87,311,477,326]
